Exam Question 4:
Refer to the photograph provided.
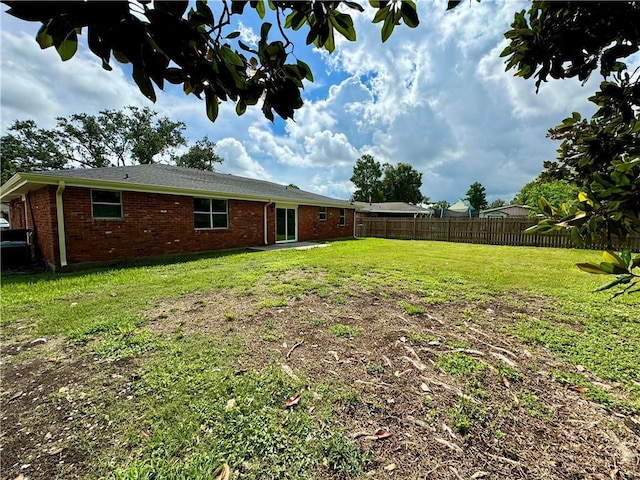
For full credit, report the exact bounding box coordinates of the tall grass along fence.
[355,217,640,251]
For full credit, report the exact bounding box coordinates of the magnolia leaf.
[602,250,628,269]
[381,14,395,42]
[205,89,219,122]
[576,263,608,275]
[56,29,78,61]
[598,262,629,275]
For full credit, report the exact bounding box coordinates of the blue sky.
[1,1,608,203]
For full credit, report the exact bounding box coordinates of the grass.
[2,238,639,478]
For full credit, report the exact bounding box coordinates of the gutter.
[264,200,273,245]
[56,181,68,267]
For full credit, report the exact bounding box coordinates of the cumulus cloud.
[216,137,272,181]
[1,30,143,132]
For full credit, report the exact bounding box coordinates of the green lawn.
[2,239,638,479]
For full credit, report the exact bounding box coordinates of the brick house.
[0,165,355,269]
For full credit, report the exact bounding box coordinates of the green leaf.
[330,13,356,41]
[205,89,219,122]
[226,31,241,39]
[570,226,584,247]
[381,14,395,42]
[447,1,462,10]
[297,59,313,81]
[602,251,628,270]
[537,197,554,217]
[576,263,608,275]
[401,1,419,28]
[36,24,53,49]
[236,99,247,115]
[598,262,629,275]
[255,0,266,19]
[56,29,78,61]
[344,1,365,12]
[132,66,156,102]
[219,46,245,67]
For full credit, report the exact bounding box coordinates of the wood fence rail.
[355,217,640,251]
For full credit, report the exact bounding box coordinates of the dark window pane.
[194,198,210,212]
[287,209,296,240]
[211,199,227,213]
[92,190,121,204]
[319,207,327,220]
[93,204,121,218]
[194,213,211,228]
[340,208,346,225]
[212,214,228,228]
[276,208,286,240]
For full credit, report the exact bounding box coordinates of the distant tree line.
[1,106,223,184]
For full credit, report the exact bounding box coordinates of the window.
[319,206,327,221]
[194,198,228,229]
[92,190,122,219]
[339,208,346,226]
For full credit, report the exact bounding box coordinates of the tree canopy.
[350,154,384,203]
[350,156,424,204]
[3,1,419,123]
[465,182,488,211]
[513,179,578,211]
[1,107,223,183]
[382,162,424,204]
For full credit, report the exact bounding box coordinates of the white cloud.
[216,137,272,181]
[1,30,143,132]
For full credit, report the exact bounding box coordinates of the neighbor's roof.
[448,199,472,212]
[0,164,353,207]
[479,204,532,214]
[352,201,430,213]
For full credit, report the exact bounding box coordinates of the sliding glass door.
[276,206,297,243]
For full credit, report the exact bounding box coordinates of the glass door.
[276,207,297,242]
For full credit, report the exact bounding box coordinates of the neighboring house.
[353,202,431,221]
[479,205,532,218]
[442,199,474,218]
[0,165,355,269]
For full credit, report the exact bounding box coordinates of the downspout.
[264,200,273,245]
[56,182,68,267]
[352,208,357,238]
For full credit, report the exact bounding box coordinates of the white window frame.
[91,189,122,219]
[319,206,327,221]
[194,198,229,230]
[339,208,346,226]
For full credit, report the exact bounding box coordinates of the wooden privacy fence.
[355,217,640,251]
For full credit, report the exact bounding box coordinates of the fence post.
[413,217,416,240]
[447,218,451,242]
[385,218,388,239]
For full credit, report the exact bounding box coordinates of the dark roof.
[18,164,352,207]
[352,201,430,213]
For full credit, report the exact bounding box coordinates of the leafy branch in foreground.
[577,250,640,297]
[503,1,640,293]
[2,0,420,123]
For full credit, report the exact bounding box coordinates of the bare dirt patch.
[1,342,137,480]
[147,288,640,479]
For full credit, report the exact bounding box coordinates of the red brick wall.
[10,187,355,267]
[298,205,354,242]
[62,187,270,265]
[10,186,59,266]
